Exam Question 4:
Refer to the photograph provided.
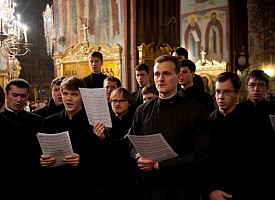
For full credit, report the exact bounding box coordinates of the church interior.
[0,0,274,105]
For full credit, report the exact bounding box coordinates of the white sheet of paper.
[127,133,178,162]
[79,88,112,128]
[191,30,200,42]
[37,131,73,167]
[269,115,275,132]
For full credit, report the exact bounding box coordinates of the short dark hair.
[88,51,103,62]
[245,70,270,86]
[61,76,87,92]
[141,84,159,96]
[104,76,121,88]
[135,64,150,74]
[180,59,196,73]
[0,84,5,108]
[110,87,132,104]
[155,55,181,74]
[171,47,188,59]
[5,78,30,94]
[215,72,241,90]
[51,76,66,88]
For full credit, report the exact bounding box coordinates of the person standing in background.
[141,84,159,103]
[103,76,121,111]
[83,51,108,88]
[178,59,215,114]
[33,76,66,118]
[131,64,151,110]
[171,47,204,92]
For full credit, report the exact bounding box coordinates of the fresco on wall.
[180,7,229,63]
[247,0,275,92]
[181,0,227,13]
[52,0,124,53]
[247,0,275,70]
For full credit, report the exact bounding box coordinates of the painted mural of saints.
[184,14,201,61]
[205,10,223,62]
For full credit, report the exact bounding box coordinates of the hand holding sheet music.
[79,88,112,127]
[37,131,73,167]
[127,133,178,162]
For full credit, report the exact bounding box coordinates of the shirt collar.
[5,106,14,113]
[5,106,24,115]
[159,92,177,100]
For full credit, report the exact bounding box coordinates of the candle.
[17,26,20,42]
[23,26,28,42]
[17,14,20,42]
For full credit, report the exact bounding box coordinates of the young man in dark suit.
[83,51,107,88]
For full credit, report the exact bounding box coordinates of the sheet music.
[127,133,178,162]
[37,131,73,167]
[79,88,112,127]
[269,115,275,132]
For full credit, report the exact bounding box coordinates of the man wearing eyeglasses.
[93,87,136,200]
[204,71,273,200]
[238,69,275,198]
[103,76,121,111]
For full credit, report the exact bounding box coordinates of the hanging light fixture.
[0,0,32,59]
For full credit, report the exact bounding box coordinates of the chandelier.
[0,0,32,59]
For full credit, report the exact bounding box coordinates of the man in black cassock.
[82,51,108,88]
[33,76,66,118]
[178,59,215,115]
[1,78,43,132]
[0,81,42,198]
[205,72,273,200]
[238,69,275,198]
[129,55,210,200]
[131,64,151,110]
[94,87,136,200]
[40,77,102,199]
